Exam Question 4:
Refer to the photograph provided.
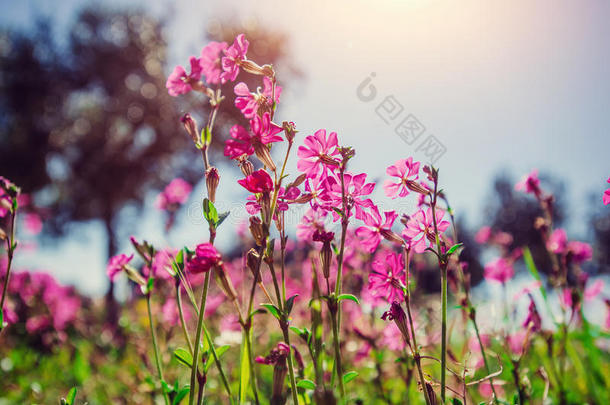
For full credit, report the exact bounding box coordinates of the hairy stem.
[147,294,169,405]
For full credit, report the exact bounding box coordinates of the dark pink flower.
[238,169,274,194]
[515,169,541,195]
[166,56,203,97]
[200,41,227,84]
[224,113,283,160]
[221,34,249,83]
[187,243,222,274]
[522,296,542,332]
[155,178,192,211]
[483,257,514,284]
[383,157,421,198]
[296,208,328,242]
[297,129,340,178]
[369,252,406,303]
[402,207,450,253]
[107,253,134,281]
[234,77,282,119]
[327,172,375,221]
[604,177,610,205]
[567,241,592,264]
[355,207,400,253]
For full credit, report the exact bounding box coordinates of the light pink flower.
[221,34,249,83]
[515,169,541,195]
[507,331,527,356]
[234,76,282,119]
[383,157,420,198]
[474,226,492,244]
[166,56,203,97]
[327,172,375,221]
[297,208,328,242]
[107,253,134,281]
[355,207,400,253]
[23,213,43,235]
[604,177,610,205]
[224,112,283,160]
[155,178,192,211]
[547,228,567,254]
[297,129,341,179]
[368,252,406,303]
[402,207,450,253]
[200,41,227,85]
[483,257,514,284]
[567,241,592,264]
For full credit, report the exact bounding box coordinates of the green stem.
[243,325,261,405]
[282,327,300,405]
[189,272,211,405]
[176,282,193,354]
[147,294,169,405]
[0,207,17,326]
[440,265,447,402]
[329,308,346,399]
[471,308,499,403]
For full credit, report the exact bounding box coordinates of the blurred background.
[1,0,609,299]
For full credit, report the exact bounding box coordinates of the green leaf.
[172,385,190,405]
[203,126,212,146]
[205,345,231,373]
[216,211,230,228]
[261,303,281,320]
[64,387,77,405]
[337,294,360,305]
[452,399,463,405]
[446,243,463,256]
[202,198,219,227]
[175,249,184,268]
[296,379,316,390]
[331,207,344,218]
[249,308,266,320]
[239,331,251,404]
[342,371,358,384]
[173,348,193,368]
[162,380,173,394]
[285,294,299,315]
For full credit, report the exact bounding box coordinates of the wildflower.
[384,157,425,198]
[221,34,249,83]
[604,177,610,205]
[567,241,592,264]
[313,230,334,279]
[155,178,192,211]
[355,207,402,253]
[106,253,134,281]
[297,129,341,178]
[206,167,220,203]
[327,172,376,221]
[483,257,514,284]
[547,228,567,254]
[381,301,411,346]
[234,77,281,119]
[238,169,274,194]
[522,295,542,332]
[200,41,228,85]
[224,113,283,169]
[187,243,222,274]
[515,169,541,196]
[474,226,492,244]
[255,342,291,404]
[166,56,203,96]
[369,252,406,303]
[296,208,328,242]
[402,207,450,253]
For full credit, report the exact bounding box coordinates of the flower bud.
[246,248,261,281]
[406,180,430,195]
[254,142,277,172]
[205,167,220,203]
[287,173,307,189]
[313,230,334,279]
[381,301,411,346]
[239,59,275,77]
[214,264,237,301]
[380,229,405,246]
[238,157,254,177]
[283,121,297,143]
[180,113,200,145]
[249,216,265,246]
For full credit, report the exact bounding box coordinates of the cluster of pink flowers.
[604,177,610,205]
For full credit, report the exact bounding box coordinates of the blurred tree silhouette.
[0,8,295,308]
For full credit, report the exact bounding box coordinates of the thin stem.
[329,309,346,399]
[189,272,211,405]
[404,249,432,405]
[147,294,170,405]
[471,308,499,403]
[282,327,300,405]
[243,325,261,405]
[0,207,17,324]
[176,282,193,354]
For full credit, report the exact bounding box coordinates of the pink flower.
[355,207,401,253]
[515,169,541,195]
[483,257,514,284]
[224,113,283,160]
[200,41,227,85]
[523,296,542,332]
[567,241,592,264]
[107,254,134,281]
[234,77,282,119]
[296,208,328,242]
[507,331,527,356]
[383,157,421,198]
[23,213,43,235]
[604,177,610,205]
[327,172,375,221]
[155,178,192,211]
[402,207,450,253]
[245,186,299,215]
[238,169,273,194]
[369,252,406,303]
[187,243,221,274]
[479,382,505,399]
[166,56,203,97]
[221,34,249,83]
[297,129,341,178]
[547,228,567,254]
[474,226,492,244]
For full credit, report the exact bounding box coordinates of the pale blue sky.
[2,0,609,296]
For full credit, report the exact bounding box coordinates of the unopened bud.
[313,230,334,279]
[180,113,200,145]
[214,264,237,301]
[206,167,220,203]
[292,193,314,204]
[287,173,307,189]
[318,154,340,167]
[381,301,411,347]
[249,216,265,246]
[238,157,254,177]
[254,142,276,172]
[246,249,261,281]
[380,229,404,246]
[406,180,430,195]
[240,59,275,77]
[283,121,297,143]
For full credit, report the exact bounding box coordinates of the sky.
[1,0,609,296]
